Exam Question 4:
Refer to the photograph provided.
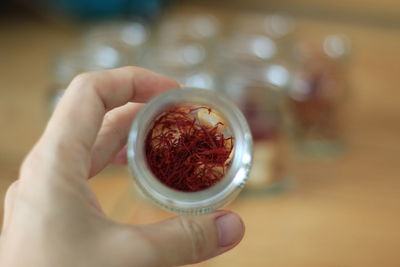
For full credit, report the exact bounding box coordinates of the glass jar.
[127,88,253,214]
[157,12,220,48]
[222,13,295,67]
[48,48,89,113]
[82,19,150,67]
[140,40,217,90]
[286,34,351,156]
[141,12,220,90]
[220,64,289,191]
[48,44,124,113]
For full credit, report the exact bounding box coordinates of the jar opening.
[144,104,234,192]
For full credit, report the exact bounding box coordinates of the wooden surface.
[1,13,400,267]
[187,0,400,29]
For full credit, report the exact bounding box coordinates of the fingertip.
[215,211,245,249]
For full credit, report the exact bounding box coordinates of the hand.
[0,67,245,267]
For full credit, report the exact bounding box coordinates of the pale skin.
[0,67,245,267]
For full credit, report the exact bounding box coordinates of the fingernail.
[216,213,244,247]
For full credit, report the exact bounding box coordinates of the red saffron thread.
[145,105,234,192]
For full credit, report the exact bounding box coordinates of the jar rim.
[127,88,253,214]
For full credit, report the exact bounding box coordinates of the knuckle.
[103,111,119,127]
[179,216,208,262]
[3,181,19,218]
[70,72,104,96]
[120,65,140,73]
[5,180,19,198]
[70,72,94,87]
[19,151,49,190]
[20,149,42,179]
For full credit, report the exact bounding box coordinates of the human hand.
[0,67,245,267]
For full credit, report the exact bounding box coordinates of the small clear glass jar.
[286,34,351,157]
[127,88,253,214]
[219,64,290,192]
[140,39,217,90]
[82,19,150,67]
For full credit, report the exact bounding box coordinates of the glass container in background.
[141,40,216,89]
[221,65,290,191]
[225,14,295,64]
[82,20,150,68]
[142,12,220,89]
[157,12,220,47]
[48,48,88,112]
[286,34,351,157]
[218,14,295,192]
[48,43,126,112]
[48,19,150,112]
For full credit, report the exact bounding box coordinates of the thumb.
[135,211,244,266]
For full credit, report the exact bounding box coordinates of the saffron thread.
[145,105,234,192]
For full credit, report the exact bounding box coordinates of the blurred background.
[1,0,400,266]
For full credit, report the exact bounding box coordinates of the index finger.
[41,67,179,168]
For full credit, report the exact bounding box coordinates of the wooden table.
[1,13,400,267]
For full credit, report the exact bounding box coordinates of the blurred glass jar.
[234,13,294,38]
[220,64,291,191]
[286,34,351,156]
[48,48,88,112]
[224,14,295,64]
[141,40,216,90]
[48,43,126,112]
[48,20,150,112]
[218,13,295,87]
[157,12,220,46]
[147,12,220,89]
[82,19,150,67]
[221,32,278,66]
[216,14,296,191]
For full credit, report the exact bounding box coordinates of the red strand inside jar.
[145,105,234,192]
